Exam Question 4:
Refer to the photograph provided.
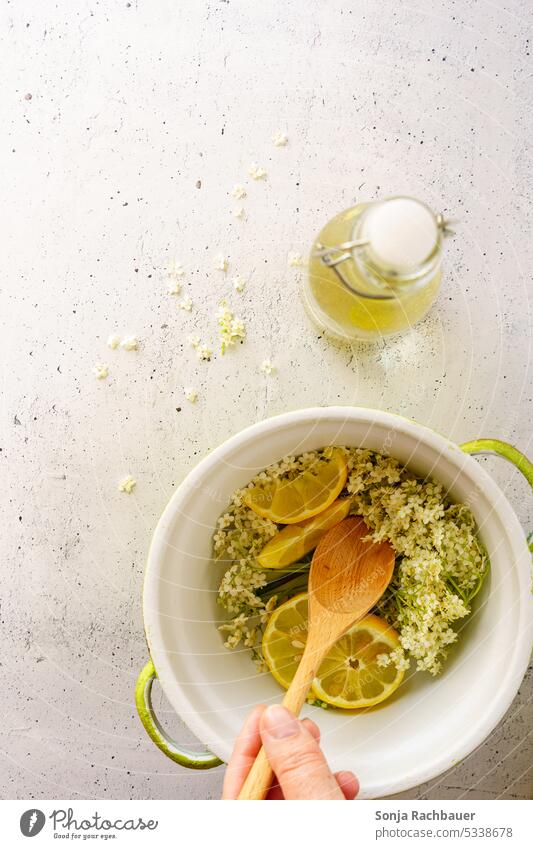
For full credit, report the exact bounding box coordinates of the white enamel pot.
[136,407,533,798]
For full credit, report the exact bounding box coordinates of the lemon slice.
[244,448,348,524]
[262,594,310,689]
[262,594,404,709]
[257,497,352,569]
[312,615,404,709]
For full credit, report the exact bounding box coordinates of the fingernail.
[262,705,300,739]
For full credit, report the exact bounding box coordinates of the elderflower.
[119,475,136,494]
[188,335,212,361]
[107,334,120,350]
[287,251,306,267]
[232,185,247,199]
[260,359,276,375]
[233,275,246,293]
[273,132,288,146]
[177,296,193,312]
[168,279,182,296]
[167,260,185,279]
[248,163,267,180]
[184,387,198,403]
[217,302,246,353]
[213,254,229,272]
[198,346,212,361]
[121,335,139,351]
[233,206,245,219]
[93,363,109,380]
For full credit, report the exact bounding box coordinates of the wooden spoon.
[237,515,395,800]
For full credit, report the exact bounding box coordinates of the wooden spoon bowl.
[311,515,395,613]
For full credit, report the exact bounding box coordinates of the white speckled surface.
[1,0,531,800]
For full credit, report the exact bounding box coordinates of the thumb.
[259,705,345,800]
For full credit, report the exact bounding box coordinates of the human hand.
[222,704,359,800]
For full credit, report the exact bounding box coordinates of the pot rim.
[143,406,533,797]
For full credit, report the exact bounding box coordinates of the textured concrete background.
[1,0,532,800]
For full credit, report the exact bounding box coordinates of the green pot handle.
[135,659,222,769]
[460,438,533,490]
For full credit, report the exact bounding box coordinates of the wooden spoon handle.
[236,746,272,801]
[237,647,324,800]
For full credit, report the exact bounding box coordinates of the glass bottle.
[303,196,448,342]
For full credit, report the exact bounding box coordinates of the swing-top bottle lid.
[362,197,439,274]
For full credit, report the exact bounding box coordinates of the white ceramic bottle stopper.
[363,197,438,273]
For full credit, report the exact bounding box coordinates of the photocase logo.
[20,809,46,837]
[18,806,159,838]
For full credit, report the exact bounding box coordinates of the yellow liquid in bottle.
[306,204,442,341]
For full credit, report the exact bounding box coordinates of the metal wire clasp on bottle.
[313,215,454,301]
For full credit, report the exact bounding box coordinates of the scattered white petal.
[177,297,193,312]
[185,387,198,403]
[273,132,288,146]
[233,275,246,293]
[167,260,185,279]
[232,185,247,199]
[218,302,246,354]
[261,359,276,375]
[189,335,212,360]
[121,335,139,351]
[248,163,267,180]
[93,363,109,380]
[197,344,213,361]
[287,251,306,267]
[119,475,137,494]
[213,253,229,272]
[233,206,245,219]
[107,333,121,350]
[168,279,182,295]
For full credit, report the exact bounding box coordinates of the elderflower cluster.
[215,447,488,676]
[118,475,137,494]
[93,363,109,380]
[188,334,213,361]
[217,303,246,353]
[213,254,229,272]
[287,251,306,267]
[273,132,288,146]
[248,163,267,180]
[260,359,276,375]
